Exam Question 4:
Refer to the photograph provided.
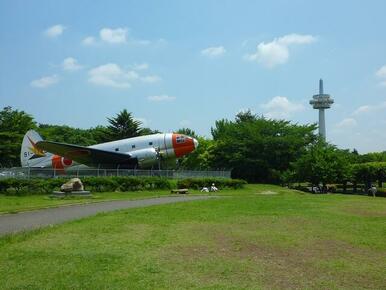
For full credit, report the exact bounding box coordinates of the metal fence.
[0,167,231,179]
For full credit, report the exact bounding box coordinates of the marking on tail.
[27,136,46,159]
[21,130,51,167]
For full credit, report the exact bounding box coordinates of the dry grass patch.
[160,218,385,290]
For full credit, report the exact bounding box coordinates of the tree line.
[1,106,385,188]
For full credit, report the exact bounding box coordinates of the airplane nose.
[193,138,199,149]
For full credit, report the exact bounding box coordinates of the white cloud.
[82,28,155,46]
[62,57,82,71]
[331,102,386,153]
[100,27,127,44]
[201,46,226,58]
[88,63,160,88]
[261,96,304,119]
[88,63,137,88]
[140,75,161,83]
[276,34,316,45]
[44,25,66,38]
[376,65,386,79]
[30,75,59,88]
[245,41,288,68]
[82,36,96,45]
[156,38,168,46]
[352,102,386,116]
[336,118,357,128]
[376,65,386,86]
[147,95,176,102]
[132,63,149,70]
[133,39,151,46]
[245,33,317,68]
[352,105,372,116]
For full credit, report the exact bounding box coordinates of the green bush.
[113,176,144,191]
[80,176,173,192]
[0,176,174,195]
[0,176,246,195]
[351,162,386,185]
[177,178,246,190]
[0,178,67,195]
[82,177,118,192]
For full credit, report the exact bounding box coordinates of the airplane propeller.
[155,147,162,170]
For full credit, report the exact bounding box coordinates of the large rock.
[60,178,84,192]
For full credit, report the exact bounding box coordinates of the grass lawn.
[0,184,385,289]
[0,190,178,214]
[0,185,254,214]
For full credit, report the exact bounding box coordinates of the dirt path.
[0,195,214,236]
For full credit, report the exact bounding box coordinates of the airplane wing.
[36,141,137,168]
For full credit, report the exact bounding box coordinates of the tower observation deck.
[309,79,334,140]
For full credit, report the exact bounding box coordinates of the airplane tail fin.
[20,130,51,167]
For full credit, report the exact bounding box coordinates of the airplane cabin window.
[132,145,135,149]
[149,142,153,146]
[176,136,186,144]
[115,148,119,152]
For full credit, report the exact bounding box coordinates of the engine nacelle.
[129,148,158,168]
[52,155,73,170]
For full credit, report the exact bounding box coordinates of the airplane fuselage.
[21,131,198,170]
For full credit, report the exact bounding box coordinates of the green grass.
[0,190,180,214]
[0,186,248,214]
[0,184,385,289]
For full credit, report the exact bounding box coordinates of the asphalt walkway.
[0,195,213,236]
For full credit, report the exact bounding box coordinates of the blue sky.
[1,0,386,153]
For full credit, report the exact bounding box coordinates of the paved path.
[0,196,214,236]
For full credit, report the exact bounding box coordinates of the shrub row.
[177,178,247,190]
[0,177,245,195]
[0,178,66,195]
[82,176,174,192]
[0,176,174,195]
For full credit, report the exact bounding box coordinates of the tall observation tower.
[309,79,334,140]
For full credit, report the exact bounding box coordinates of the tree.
[235,110,256,123]
[0,106,36,167]
[88,126,111,143]
[176,128,197,138]
[210,112,317,182]
[175,128,213,170]
[106,109,142,140]
[292,139,352,191]
[38,124,98,145]
[140,127,161,136]
[357,151,386,163]
[351,162,386,190]
[178,136,213,170]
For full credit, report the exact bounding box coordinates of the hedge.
[0,176,173,195]
[0,177,244,195]
[351,162,386,186]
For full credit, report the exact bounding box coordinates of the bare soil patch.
[256,191,279,195]
[343,207,386,217]
[164,228,385,290]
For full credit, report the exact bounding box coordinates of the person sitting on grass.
[200,187,209,192]
[210,183,218,192]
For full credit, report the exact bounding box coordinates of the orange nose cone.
[172,134,196,157]
[193,138,199,149]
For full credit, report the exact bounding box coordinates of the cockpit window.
[176,136,185,144]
